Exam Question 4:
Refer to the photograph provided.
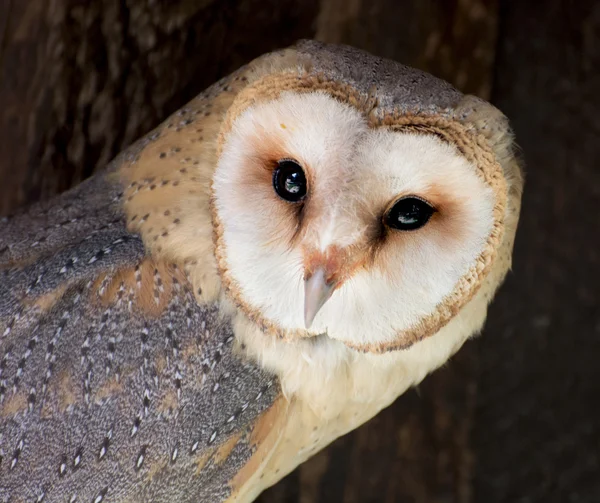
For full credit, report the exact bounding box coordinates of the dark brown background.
[1,1,598,501]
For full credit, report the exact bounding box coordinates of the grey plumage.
[296,40,463,114]
[0,174,278,502]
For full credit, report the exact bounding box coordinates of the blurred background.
[0,1,598,501]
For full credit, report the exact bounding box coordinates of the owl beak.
[304,267,335,329]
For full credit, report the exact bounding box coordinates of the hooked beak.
[304,267,336,329]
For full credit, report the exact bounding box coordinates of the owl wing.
[0,171,287,503]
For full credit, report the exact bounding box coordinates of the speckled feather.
[295,40,463,113]
[0,173,279,502]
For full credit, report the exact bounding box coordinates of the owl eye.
[384,196,435,231]
[272,160,307,202]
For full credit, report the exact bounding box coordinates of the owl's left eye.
[384,196,435,231]
[273,160,307,202]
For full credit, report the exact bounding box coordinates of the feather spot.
[131,415,141,437]
[73,447,83,469]
[59,455,68,477]
[135,446,147,470]
[93,488,108,503]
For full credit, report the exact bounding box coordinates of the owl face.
[212,91,498,350]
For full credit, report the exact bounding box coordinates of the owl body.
[0,41,522,501]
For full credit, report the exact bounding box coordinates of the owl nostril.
[304,267,337,286]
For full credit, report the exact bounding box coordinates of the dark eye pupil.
[273,160,307,202]
[385,197,434,231]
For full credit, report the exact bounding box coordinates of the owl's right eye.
[273,160,307,202]
[384,196,435,231]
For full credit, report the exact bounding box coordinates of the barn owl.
[0,40,522,502]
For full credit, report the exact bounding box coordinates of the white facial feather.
[213,92,496,348]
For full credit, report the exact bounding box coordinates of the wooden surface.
[1,0,598,501]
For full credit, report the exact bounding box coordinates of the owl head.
[211,41,522,353]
